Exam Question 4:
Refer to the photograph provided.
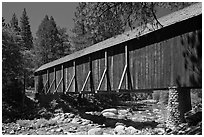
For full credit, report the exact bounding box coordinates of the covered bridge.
[34,3,202,128]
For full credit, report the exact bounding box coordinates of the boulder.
[88,128,103,135]
[102,112,117,118]
[114,125,126,135]
[126,126,140,135]
[118,109,129,115]
[101,108,118,114]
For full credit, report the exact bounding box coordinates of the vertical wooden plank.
[163,41,167,88]
[129,47,134,89]
[144,46,147,89]
[73,60,77,92]
[125,45,128,89]
[141,48,145,89]
[135,49,139,89]
[47,70,49,93]
[146,46,149,89]
[54,67,56,93]
[158,43,161,88]
[138,49,141,89]
[161,42,164,88]
[61,65,64,93]
[110,50,114,90]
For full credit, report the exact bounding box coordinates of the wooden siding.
[35,4,202,94]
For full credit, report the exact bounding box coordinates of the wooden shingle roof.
[35,3,202,73]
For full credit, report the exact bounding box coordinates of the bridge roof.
[35,3,202,73]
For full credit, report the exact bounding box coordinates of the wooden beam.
[96,68,107,92]
[47,78,55,94]
[105,50,111,91]
[61,65,65,93]
[54,67,56,92]
[89,56,94,92]
[47,69,49,93]
[41,80,48,94]
[53,77,63,93]
[118,45,133,91]
[73,60,78,93]
[118,65,127,91]
[65,74,75,93]
[81,71,91,92]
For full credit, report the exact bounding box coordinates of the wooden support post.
[96,50,111,93]
[96,68,107,92]
[54,67,56,94]
[81,71,91,92]
[126,45,133,90]
[47,78,55,94]
[65,75,75,93]
[47,69,49,93]
[53,77,63,93]
[61,65,64,93]
[105,50,111,91]
[118,45,132,92]
[125,45,129,89]
[89,56,94,92]
[73,60,78,93]
[118,65,127,91]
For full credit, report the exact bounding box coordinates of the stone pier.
[166,86,192,130]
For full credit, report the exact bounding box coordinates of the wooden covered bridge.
[34,3,201,128]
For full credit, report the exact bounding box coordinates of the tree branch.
[151,2,163,28]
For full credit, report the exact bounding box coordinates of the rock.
[64,118,72,123]
[117,114,127,120]
[85,112,94,115]
[118,109,129,115]
[68,113,75,118]
[126,126,140,135]
[101,108,118,114]
[56,128,63,132]
[153,109,159,113]
[51,115,61,122]
[71,117,82,124]
[16,126,21,131]
[50,129,55,132]
[10,130,15,134]
[74,131,87,135]
[114,125,126,135]
[102,112,117,118]
[154,128,165,135]
[88,128,103,135]
[115,122,124,126]
[81,119,92,125]
[103,133,112,135]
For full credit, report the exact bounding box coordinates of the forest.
[2,2,202,135]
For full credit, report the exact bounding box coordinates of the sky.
[2,2,175,37]
[2,2,79,36]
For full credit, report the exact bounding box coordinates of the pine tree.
[10,13,20,34]
[34,15,70,67]
[20,8,33,50]
[2,18,24,99]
